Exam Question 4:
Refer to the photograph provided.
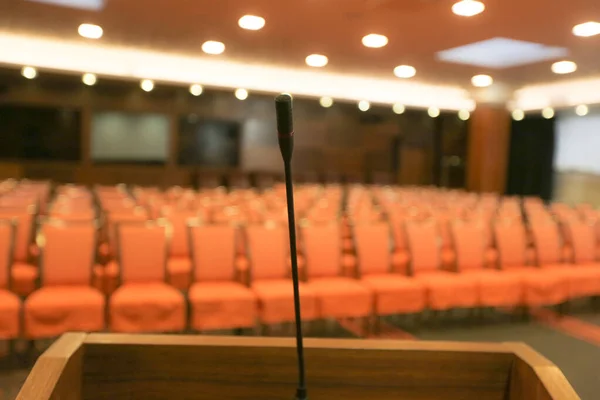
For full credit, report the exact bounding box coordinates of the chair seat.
[561,263,600,298]
[12,262,38,296]
[308,277,372,319]
[0,290,20,339]
[252,279,318,324]
[167,258,192,291]
[110,282,186,333]
[361,274,426,315]
[189,281,256,330]
[25,286,105,339]
[510,267,569,306]
[414,271,479,310]
[465,270,525,307]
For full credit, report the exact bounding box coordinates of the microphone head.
[275,93,294,136]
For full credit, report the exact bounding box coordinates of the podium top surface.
[16,332,580,400]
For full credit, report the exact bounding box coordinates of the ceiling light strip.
[0,32,474,111]
[514,77,600,110]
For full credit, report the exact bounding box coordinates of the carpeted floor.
[4,308,600,399]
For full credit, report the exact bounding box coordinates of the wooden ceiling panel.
[1,0,599,88]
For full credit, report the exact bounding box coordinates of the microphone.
[275,93,307,400]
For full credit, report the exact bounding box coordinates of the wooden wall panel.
[0,70,464,186]
[467,106,510,193]
[399,148,430,185]
[0,162,24,180]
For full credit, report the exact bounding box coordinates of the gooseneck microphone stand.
[274,94,307,400]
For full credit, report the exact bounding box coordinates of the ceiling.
[0,0,599,108]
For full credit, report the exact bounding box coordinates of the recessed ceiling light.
[202,41,225,55]
[512,109,524,121]
[428,107,440,118]
[140,79,154,92]
[362,34,388,48]
[189,84,203,96]
[393,103,405,114]
[78,23,103,39]
[305,54,328,67]
[21,66,37,79]
[452,0,485,17]
[471,74,493,87]
[542,107,554,119]
[319,96,333,108]
[572,21,600,37]
[575,104,588,116]
[235,88,248,100]
[238,15,265,31]
[551,60,577,74]
[358,100,370,111]
[82,72,97,86]
[458,109,470,120]
[393,65,416,79]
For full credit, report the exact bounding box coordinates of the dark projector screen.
[0,105,81,161]
[178,116,240,167]
[91,111,169,164]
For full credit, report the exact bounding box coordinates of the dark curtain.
[506,115,555,201]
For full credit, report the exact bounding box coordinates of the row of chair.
[2,210,600,340]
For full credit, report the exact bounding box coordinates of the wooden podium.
[16,332,579,400]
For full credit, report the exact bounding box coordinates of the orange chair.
[48,207,96,222]
[0,219,21,341]
[353,222,426,316]
[405,221,479,311]
[387,211,408,256]
[165,210,198,290]
[562,221,600,299]
[99,208,148,294]
[494,221,568,307]
[109,221,186,333]
[0,206,38,296]
[246,223,318,325]
[24,220,105,338]
[301,222,372,320]
[450,221,524,308]
[528,219,585,303]
[100,208,149,258]
[187,222,256,331]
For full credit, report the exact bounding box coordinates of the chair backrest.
[105,209,148,256]
[38,220,96,286]
[301,222,342,279]
[450,221,486,271]
[353,222,392,276]
[387,212,407,251]
[117,221,169,284]
[0,219,15,290]
[493,221,527,269]
[565,221,596,264]
[245,223,288,280]
[49,207,96,222]
[167,210,198,258]
[188,223,237,282]
[405,220,441,274]
[0,206,35,262]
[529,219,562,265]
